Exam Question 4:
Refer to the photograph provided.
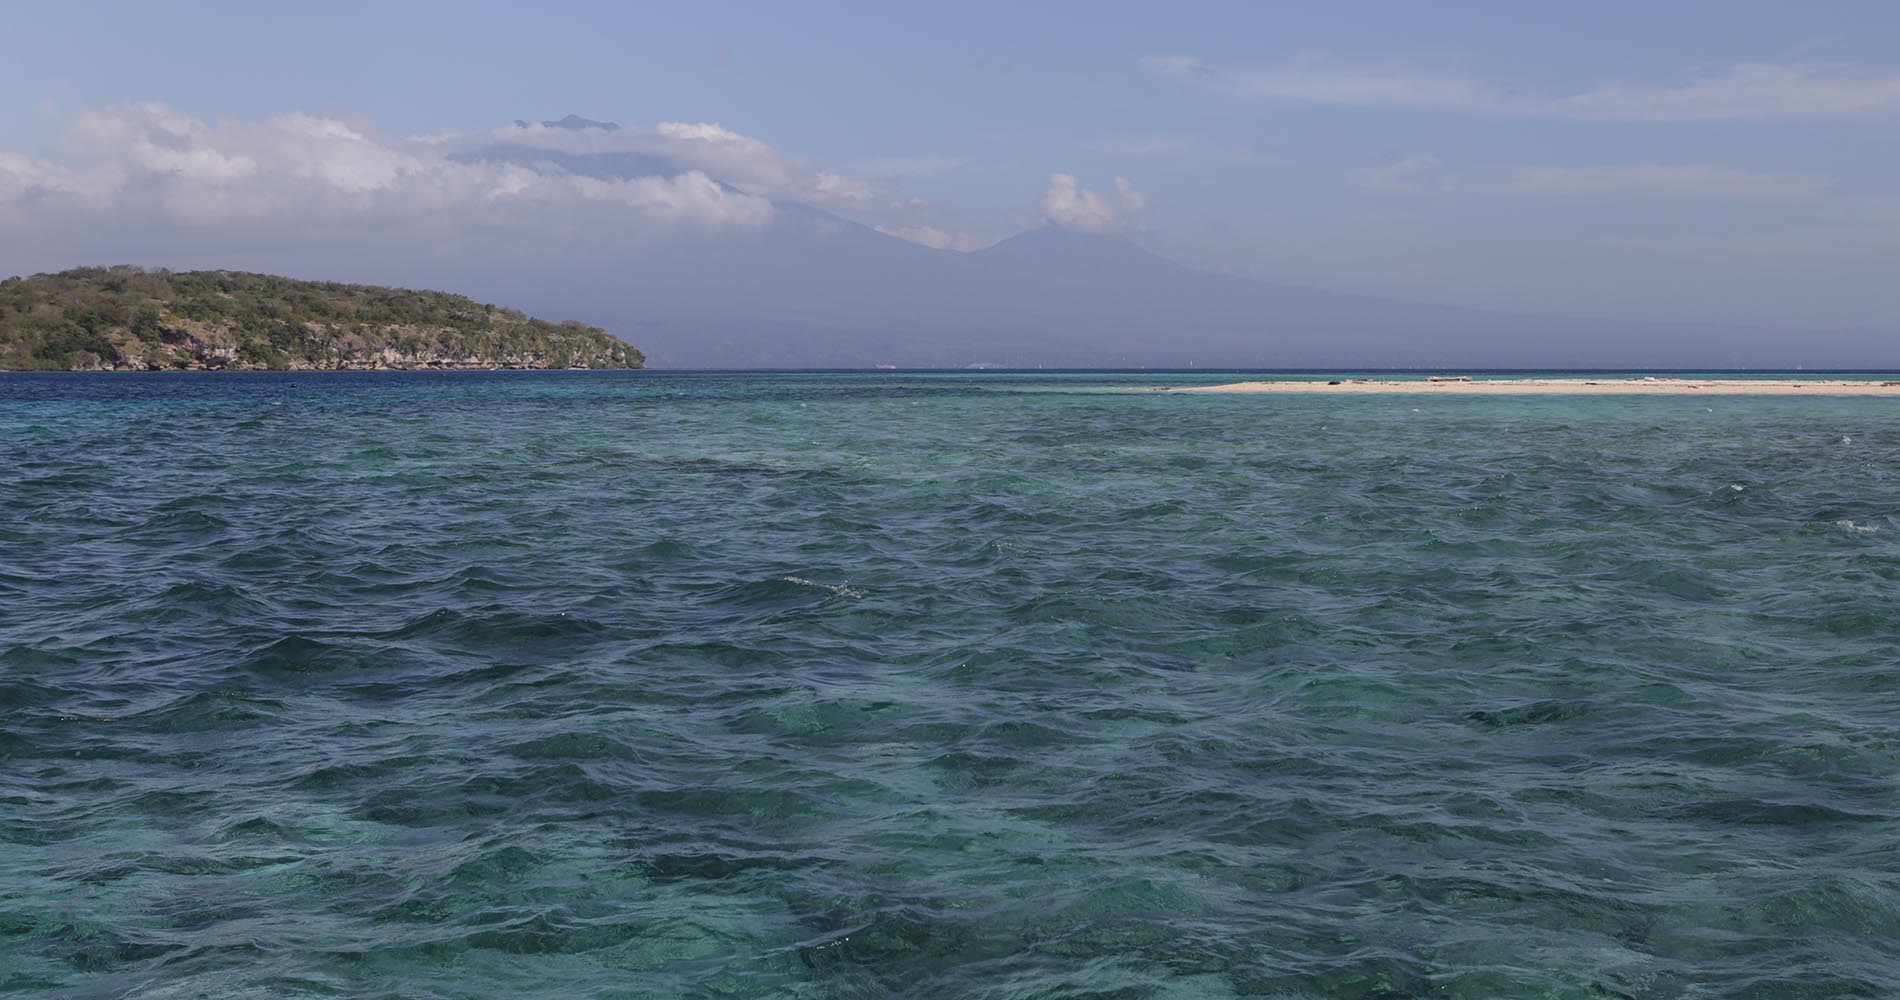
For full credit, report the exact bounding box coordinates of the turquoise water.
[3,371,1898,999]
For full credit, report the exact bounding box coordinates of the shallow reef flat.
[3,370,1898,999]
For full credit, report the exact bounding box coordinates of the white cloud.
[1550,63,1900,122]
[432,116,881,211]
[1114,177,1148,214]
[1036,173,1147,234]
[1148,56,1514,114]
[0,103,824,241]
[860,154,968,179]
[1147,56,1900,122]
[1354,154,1443,194]
[1086,135,1279,167]
[1087,135,1200,156]
[654,121,877,207]
[1218,150,1282,167]
[873,224,995,251]
[1354,155,1831,201]
[1466,164,1832,200]
[0,152,108,207]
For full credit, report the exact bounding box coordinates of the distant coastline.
[0,267,643,372]
[1177,376,1900,395]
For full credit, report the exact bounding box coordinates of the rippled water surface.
[3,371,1898,999]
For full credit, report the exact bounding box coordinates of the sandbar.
[1173,377,1900,395]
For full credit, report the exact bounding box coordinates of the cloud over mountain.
[1036,173,1147,234]
[434,116,882,211]
[0,104,910,255]
[2,104,1110,273]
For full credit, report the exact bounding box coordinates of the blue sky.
[4,1,1898,327]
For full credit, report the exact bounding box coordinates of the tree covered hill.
[0,267,643,371]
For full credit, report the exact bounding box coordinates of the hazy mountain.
[360,119,1900,369]
[493,212,1887,370]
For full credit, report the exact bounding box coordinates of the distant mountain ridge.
[0,267,644,371]
[441,117,1893,368]
[541,216,1889,370]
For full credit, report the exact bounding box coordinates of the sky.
[3,0,1899,330]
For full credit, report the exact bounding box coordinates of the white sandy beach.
[1175,377,1900,396]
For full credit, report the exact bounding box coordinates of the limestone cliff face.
[1,267,644,371]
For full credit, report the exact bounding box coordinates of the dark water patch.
[0,675,69,710]
[123,507,236,540]
[637,786,832,821]
[642,850,823,885]
[1664,798,1888,828]
[128,690,289,733]
[1465,699,1595,729]
[213,815,297,842]
[143,578,273,618]
[707,575,866,611]
[504,732,645,762]
[239,634,378,678]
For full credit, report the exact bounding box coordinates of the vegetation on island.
[0,267,643,371]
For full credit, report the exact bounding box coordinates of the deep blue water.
[2,371,1898,999]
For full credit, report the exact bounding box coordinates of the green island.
[0,266,643,371]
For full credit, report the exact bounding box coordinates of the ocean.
[2,370,1897,999]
